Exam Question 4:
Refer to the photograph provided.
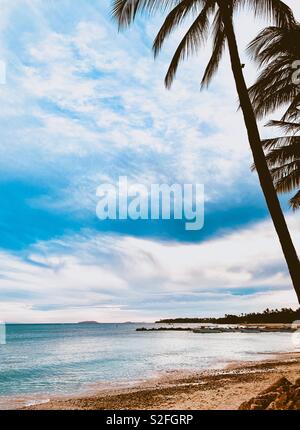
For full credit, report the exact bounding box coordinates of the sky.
[0,0,300,323]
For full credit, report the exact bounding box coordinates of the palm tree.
[260,119,300,210]
[249,25,300,208]
[111,0,300,303]
[248,23,300,121]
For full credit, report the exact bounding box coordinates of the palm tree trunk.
[219,2,300,303]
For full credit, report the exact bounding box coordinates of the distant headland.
[77,321,100,325]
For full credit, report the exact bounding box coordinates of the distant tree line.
[157,308,300,324]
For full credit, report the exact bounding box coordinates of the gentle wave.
[0,323,299,409]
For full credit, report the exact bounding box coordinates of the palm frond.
[273,163,300,194]
[112,0,181,29]
[248,21,300,120]
[164,0,215,89]
[265,143,300,165]
[153,0,200,58]
[290,190,300,211]
[283,95,300,121]
[262,135,300,150]
[248,25,300,65]
[253,117,300,209]
[201,9,226,88]
[247,26,284,61]
[250,81,298,119]
[237,0,295,28]
[266,120,300,133]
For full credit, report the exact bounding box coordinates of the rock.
[239,377,300,410]
[267,392,288,410]
[294,377,300,387]
[239,392,277,410]
[261,377,291,394]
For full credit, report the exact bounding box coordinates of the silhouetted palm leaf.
[248,23,300,119]
[250,23,300,209]
[261,120,300,210]
[153,0,202,58]
[163,1,215,88]
[201,9,226,88]
[290,191,300,210]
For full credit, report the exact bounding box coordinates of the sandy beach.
[25,352,300,410]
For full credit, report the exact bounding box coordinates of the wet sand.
[25,352,300,410]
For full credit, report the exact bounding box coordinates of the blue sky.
[0,0,300,322]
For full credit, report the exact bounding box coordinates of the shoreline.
[22,351,300,410]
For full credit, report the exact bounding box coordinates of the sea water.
[0,323,298,408]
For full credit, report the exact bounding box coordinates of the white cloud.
[0,213,299,323]
[3,0,299,208]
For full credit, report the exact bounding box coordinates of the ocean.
[0,323,299,409]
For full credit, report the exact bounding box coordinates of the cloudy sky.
[0,0,300,323]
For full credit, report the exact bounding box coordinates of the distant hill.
[156,308,300,324]
[77,321,100,324]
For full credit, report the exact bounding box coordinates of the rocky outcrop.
[239,377,300,410]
